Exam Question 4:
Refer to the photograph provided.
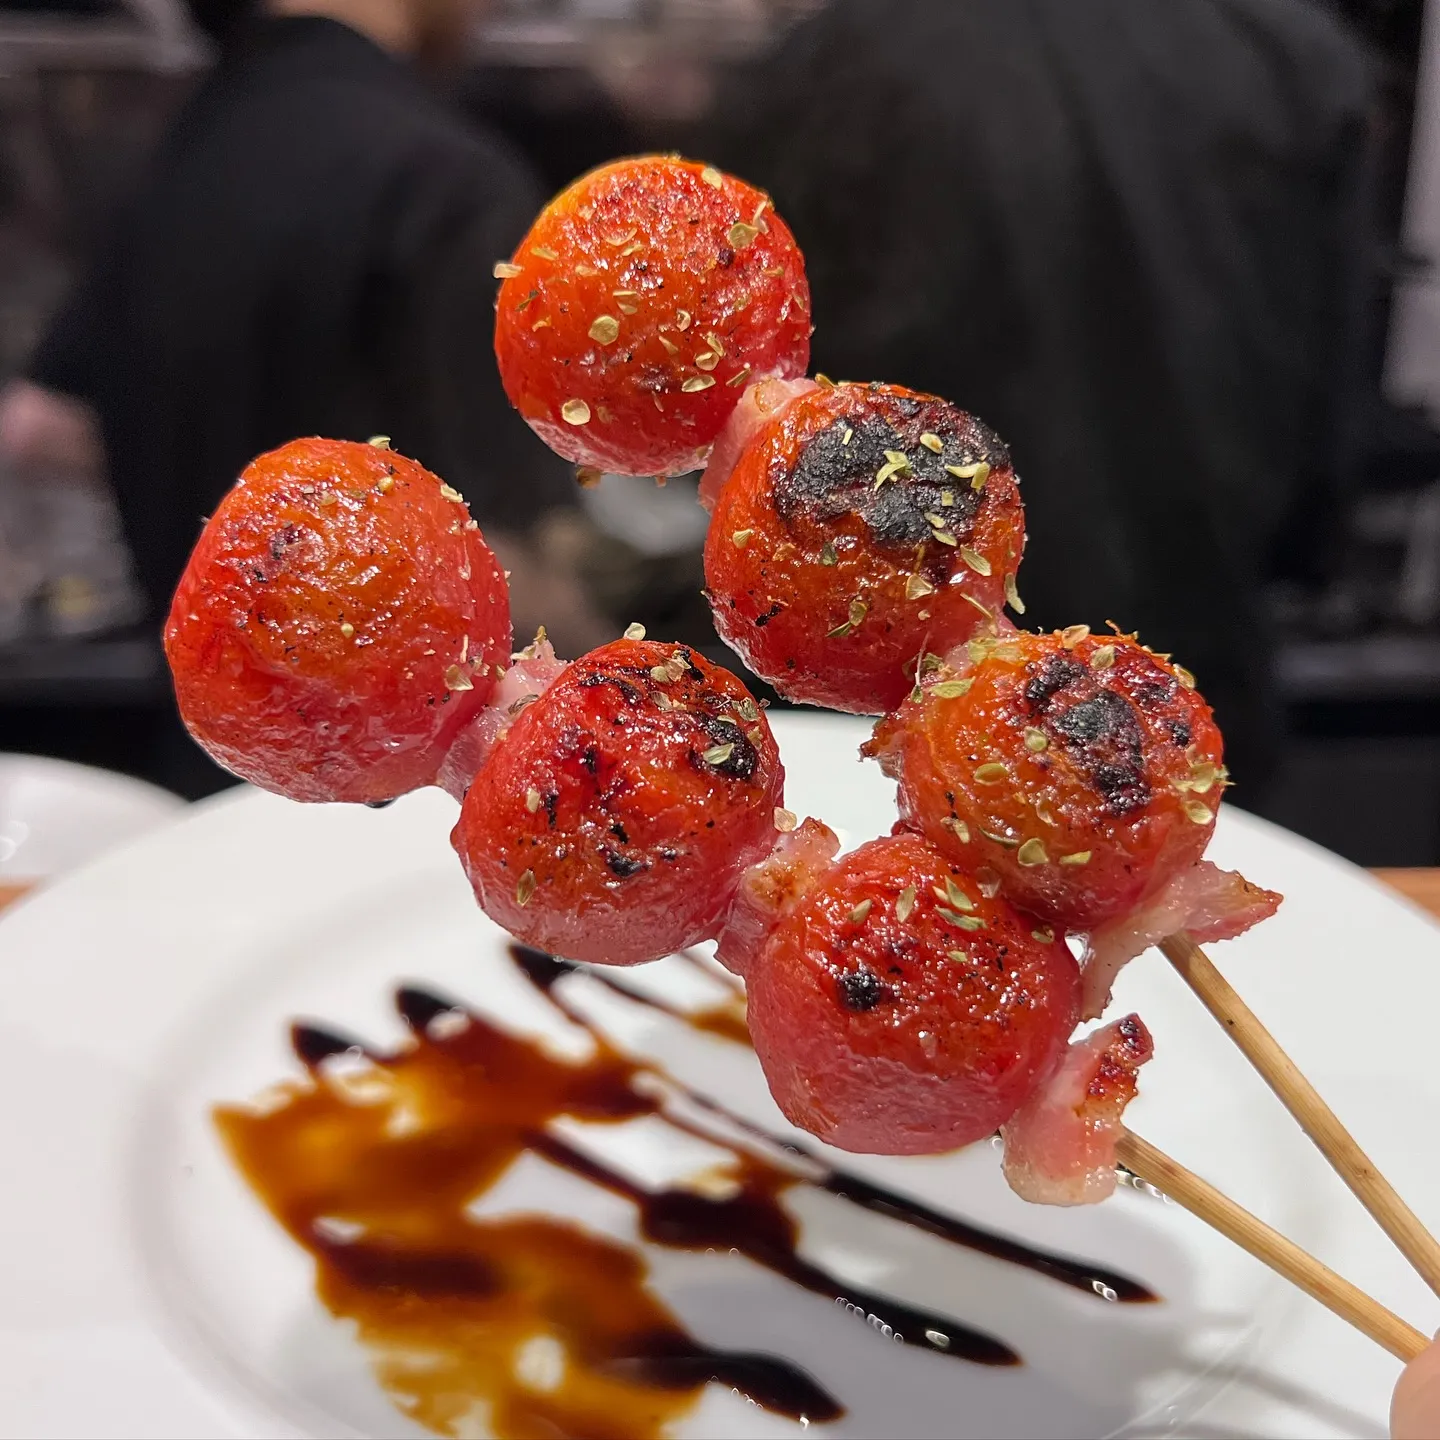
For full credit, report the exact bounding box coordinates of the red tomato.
[746,831,1080,1154]
[493,156,811,477]
[705,382,1025,713]
[868,629,1225,930]
[452,638,784,965]
[165,438,510,803]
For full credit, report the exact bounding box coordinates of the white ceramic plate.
[1,712,1437,1440]
[0,752,184,882]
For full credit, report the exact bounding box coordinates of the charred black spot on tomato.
[1049,692,1151,816]
[1168,719,1192,747]
[1023,654,1086,712]
[1020,653,1155,814]
[555,724,598,776]
[836,967,890,1012]
[771,394,1007,551]
[578,672,645,706]
[1132,677,1178,710]
[694,715,759,780]
[1051,692,1129,746]
[603,850,650,878]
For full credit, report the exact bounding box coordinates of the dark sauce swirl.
[217,943,1155,1440]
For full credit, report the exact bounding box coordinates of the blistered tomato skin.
[869,630,1225,931]
[493,156,811,477]
[165,439,510,804]
[705,382,1024,714]
[452,638,784,966]
[745,831,1080,1155]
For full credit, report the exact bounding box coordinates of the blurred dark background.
[2,0,1439,866]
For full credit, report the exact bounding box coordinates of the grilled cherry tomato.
[867,628,1224,930]
[745,830,1080,1154]
[452,637,784,965]
[166,438,509,804]
[493,155,810,478]
[705,381,1024,713]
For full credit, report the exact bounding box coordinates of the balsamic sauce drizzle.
[216,942,1156,1440]
[513,944,1154,1305]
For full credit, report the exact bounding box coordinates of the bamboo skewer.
[1160,934,1440,1300]
[1118,1129,1427,1362]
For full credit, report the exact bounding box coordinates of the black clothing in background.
[704,0,1374,792]
[462,65,641,198]
[28,15,573,621]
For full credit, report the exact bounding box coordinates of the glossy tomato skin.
[746,831,1080,1155]
[452,638,784,965]
[869,630,1225,931]
[493,156,811,477]
[165,439,510,804]
[705,382,1024,713]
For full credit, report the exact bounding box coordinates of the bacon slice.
[713,817,839,976]
[436,637,568,801]
[1079,860,1282,1020]
[1000,1014,1154,1205]
[1179,865,1286,944]
[696,376,818,512]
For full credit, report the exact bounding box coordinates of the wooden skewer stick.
[1117,1129,1427,1362]
[1160,934,1440,1300]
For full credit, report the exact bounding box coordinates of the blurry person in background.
[704,0,1376,794]
[0,0,609,793]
